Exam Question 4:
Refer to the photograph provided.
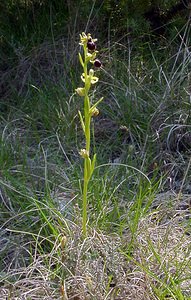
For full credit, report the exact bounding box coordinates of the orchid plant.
[76,32,103,236]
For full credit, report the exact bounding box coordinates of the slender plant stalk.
[83,106,89,235]
[82,162,88,235]
[76,33,103,236]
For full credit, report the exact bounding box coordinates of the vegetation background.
[0,1,191,299]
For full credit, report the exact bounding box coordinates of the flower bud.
[75,87,85,96]
[89,69,94,76]
[90,107,99,117]
[79,149,89,158]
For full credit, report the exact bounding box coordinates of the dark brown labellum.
[94,59,102,68]
[87,41,96,51]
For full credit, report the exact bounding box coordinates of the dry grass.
[1,192,190,300]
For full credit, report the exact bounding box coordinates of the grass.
[0,9,191,299]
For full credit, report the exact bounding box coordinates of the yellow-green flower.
[79,32,97,46]
[81,69,99,85]
[87,51,98,62]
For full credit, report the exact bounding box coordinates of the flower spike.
[76,32,103,237]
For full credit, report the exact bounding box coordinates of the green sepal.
[78,53,84,68]
[78,110,85,133]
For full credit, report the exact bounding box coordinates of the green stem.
[82,159,88,236]
[85,97,91,152]
[82,48,91,236]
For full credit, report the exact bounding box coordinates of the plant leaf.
[90,97,104,112]
[87,157,92,180]
[90,153,96,177]
[78,110,85,133]
[78,53,84,68]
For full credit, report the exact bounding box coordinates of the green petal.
[91,77,99,84]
